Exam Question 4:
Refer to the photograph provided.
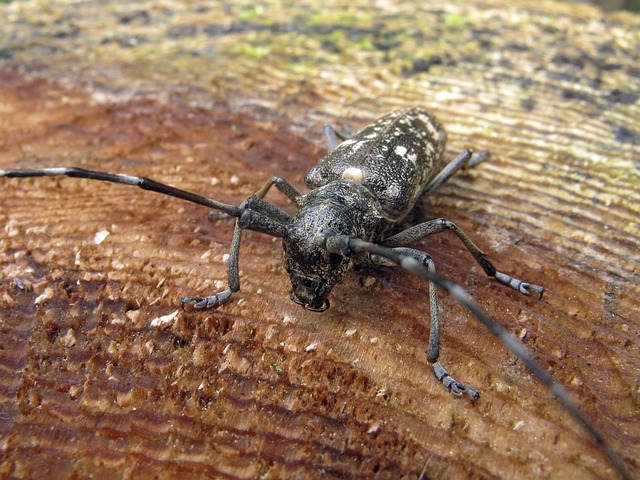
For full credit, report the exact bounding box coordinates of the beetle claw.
[521,282,544,298]
[181,289,232,310]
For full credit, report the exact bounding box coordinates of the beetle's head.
[283,224,350,313]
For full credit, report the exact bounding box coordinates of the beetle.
[0,108,631,478]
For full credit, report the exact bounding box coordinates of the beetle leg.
[422,149,489,196]
[243,196,291,223]
[382,218,544,298]
[253,176,303,205]
[323,123,353,151]
[207,184,296,223]
[368,246,479,401]
[181,217,243,309]
[183,187,293,310]
[328,235,631,478]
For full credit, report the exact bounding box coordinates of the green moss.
[239,5,265,22]
[233,43,271,59]
[443,12,471,27]
[305,9,367,29]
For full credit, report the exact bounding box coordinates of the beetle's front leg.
[183,194,292,310]
[181,217,242,309]
[367,246,479,401]
[207,176,302,223]
[252,176,302,205]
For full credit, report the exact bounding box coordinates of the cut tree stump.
[0,1,638,479]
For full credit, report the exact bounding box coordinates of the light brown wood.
[1,1,638,479]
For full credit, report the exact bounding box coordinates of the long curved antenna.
[326,235,631,480]
[0,167,242,218]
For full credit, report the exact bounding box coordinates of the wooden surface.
[1,1,639,479]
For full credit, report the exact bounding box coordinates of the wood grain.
[1,1,638,479]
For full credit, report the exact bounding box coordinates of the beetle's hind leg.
[323,123,354,152]
[367,247,479,401]
[422,149,489,196]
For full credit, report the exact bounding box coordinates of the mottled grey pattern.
[305,108,447,221]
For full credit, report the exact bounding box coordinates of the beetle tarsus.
[181,289,232,310]
[434,361,480,402]
[495,272,544,298]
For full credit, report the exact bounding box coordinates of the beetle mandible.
[0,108,631,479]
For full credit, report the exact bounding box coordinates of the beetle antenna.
[0,167,242,218]
[327,235,631,480]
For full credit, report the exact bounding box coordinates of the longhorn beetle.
[0,108,631,478]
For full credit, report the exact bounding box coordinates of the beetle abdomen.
[305,108,447,221]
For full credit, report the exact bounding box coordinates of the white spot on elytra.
[341,167,363,183]
[394,145,407,157]
[337,139,355,149]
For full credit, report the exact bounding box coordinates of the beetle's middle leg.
[367,246,479,400]
[382,219,544,297]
